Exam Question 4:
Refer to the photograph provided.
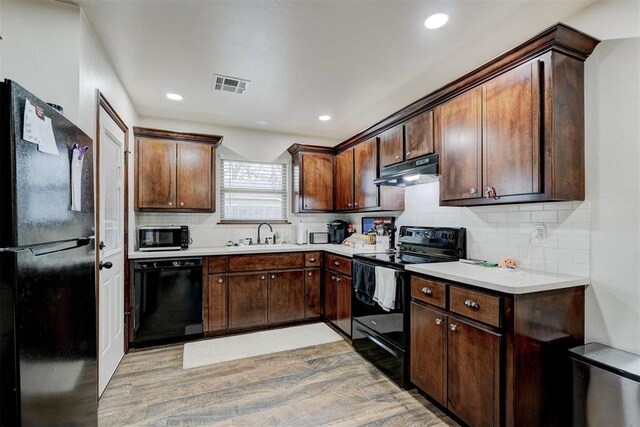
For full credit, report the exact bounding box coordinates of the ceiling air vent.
[212,74,250,95]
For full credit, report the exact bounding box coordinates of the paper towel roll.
[296,220,307,244]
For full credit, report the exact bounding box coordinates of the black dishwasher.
[133,258,203,347]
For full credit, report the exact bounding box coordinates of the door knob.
[98,241,106,250]
[99,261,113,270]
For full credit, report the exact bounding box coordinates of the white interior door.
[98,106,125,396]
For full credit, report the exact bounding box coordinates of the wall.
[0,0,80,122]
[583,37,640,355]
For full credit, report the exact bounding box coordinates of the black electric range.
[351,226,466,389]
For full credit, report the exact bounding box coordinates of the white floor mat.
[183,323,343,369]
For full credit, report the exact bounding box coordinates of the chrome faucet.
[257,222,273,244]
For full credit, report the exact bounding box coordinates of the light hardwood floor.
[99,339,458,426]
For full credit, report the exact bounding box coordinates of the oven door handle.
[356,327,399,358]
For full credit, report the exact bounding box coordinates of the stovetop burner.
[354,226,466,268]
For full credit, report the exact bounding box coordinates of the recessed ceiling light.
[166,93,183,101]
[318,115,331,121]
[424,13,448,29]
[256,120,270,125]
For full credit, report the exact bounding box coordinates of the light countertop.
[128,243,381,260]
[405,261,589,295]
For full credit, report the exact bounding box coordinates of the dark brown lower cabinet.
[305,269,322,318]
[336,275,352,336]
[323,270,337,324]
[208,274,228,331]
[447,317,501,427]
[228,273,268,329]
[268,270,304,323]
[410,303,446,406]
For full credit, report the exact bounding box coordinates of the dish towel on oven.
[353,261,377,306]
[374,266,397,311]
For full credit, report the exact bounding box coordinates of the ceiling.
[77,0,597,141]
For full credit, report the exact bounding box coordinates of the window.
[220,159,288,222]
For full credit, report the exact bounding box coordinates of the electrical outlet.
[532,223,546,240]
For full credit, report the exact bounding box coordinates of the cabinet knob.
[395,154,401,160]
[464,299,480,310]
[180,202,184,207]
[308,272,313,277]
[334,261,340,266]
[271,274,276,279]
[421,287,433,296]
[260,275,266,280]
[435,318,442,325]
[218,278,223,283]
[309,257,316,262]
[469,188,477,194]
[348,202,352,207]
[354,202,359,207]
[331,275,336,280]
[336,277,342,282]
[168,202,173,206]
[406,151,412,156]
[449,323,458,331]
[484,186,499,200]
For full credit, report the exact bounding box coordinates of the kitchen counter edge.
[128,244,379,260]
[405,261,590,295]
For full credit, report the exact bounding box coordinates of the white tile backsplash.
[394,182,590,276]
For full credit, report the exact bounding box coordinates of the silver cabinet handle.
[331,275,336,280]
[354,202,359,207]
[271,274,276,279]
[218,278,223,283]
[449,323,458,331]
[168,201,173,206]
[180,202,184,207]
[435,318,442,325]
[484,186,499,200]
[395,154,401,159]
[336,277,342,282]
[260,275,266,280]
[334,261,340,266]
[347,202,352,207]
[421,287,433,296]
[469,188,477,194]
[309,257,316,262]
[308,272,313,277]
[464,299,480,310]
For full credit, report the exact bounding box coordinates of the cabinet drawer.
[411,276,446,309]
[324,253,352,276]
[305,252,322,267]
[449,286,502,328]
[228,253,305,272]
[208,256,227,274]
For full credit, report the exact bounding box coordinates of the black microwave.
[138,225,189,251]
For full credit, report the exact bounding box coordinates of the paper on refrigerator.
[71,145,85,212]
[23,99,59,155]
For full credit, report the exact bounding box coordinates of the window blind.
[220,159,288,221]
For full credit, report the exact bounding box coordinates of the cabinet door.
[268,270,305,323]
[323,271,337,323]
[177,142,213,210]
[208,274,228,331]
[410,302,446,406]
[438,87,482,201]
[301,152,334,211]
[305,269,322,318]
[379,125,404,167]
[334,149,354,210]
[336,275,352,336]
[228,273,268,329]
[483,60,541,198]
[447,317,501,427]
[137,138,177,209]
[405,110,434,160]
[354,137,379,209]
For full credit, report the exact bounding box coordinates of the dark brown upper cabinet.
[134,127,222,212]
[331,24,598,207]
[334,148,354,211]
[354,137,379,209]
[289,145,334,213]
[380,110,435,168]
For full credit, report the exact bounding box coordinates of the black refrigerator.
[0,81,97,426]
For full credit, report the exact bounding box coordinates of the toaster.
[309,232,329,244]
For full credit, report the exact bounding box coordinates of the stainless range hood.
[374,153,439,186]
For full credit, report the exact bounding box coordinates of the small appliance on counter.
[138,225,189,251]
[309,232,329,244]
[362,217,396,249]
[327,220,350,244]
